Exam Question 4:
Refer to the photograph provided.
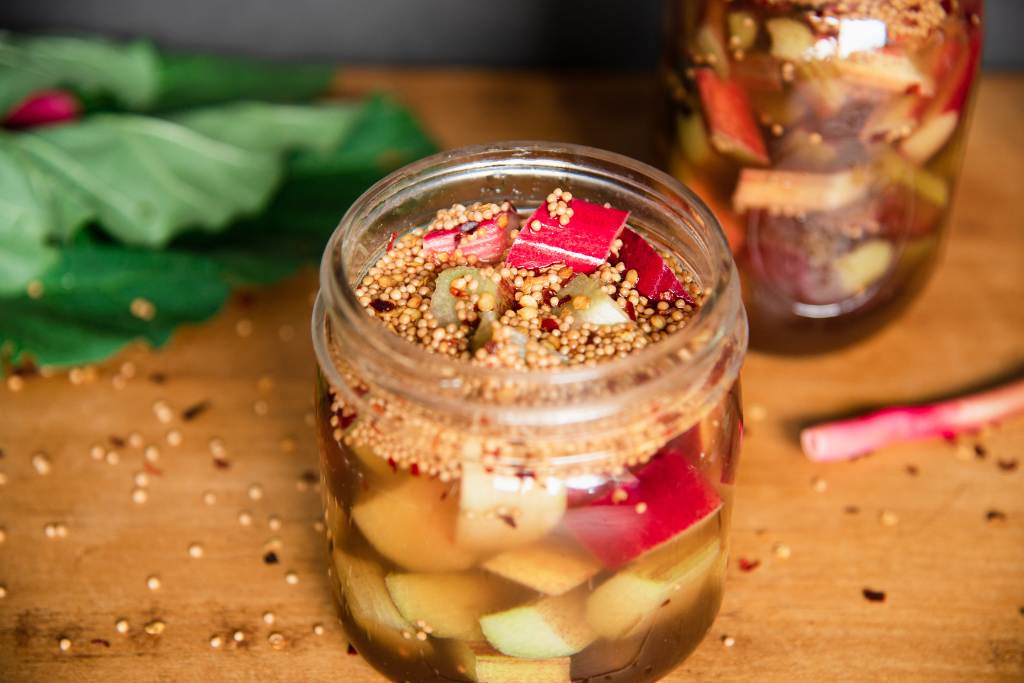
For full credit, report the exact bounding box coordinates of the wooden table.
[1,70,1022,682]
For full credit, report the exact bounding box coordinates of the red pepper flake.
[148,372,168,385]
[263,551,279,565]
[143,462,164,477]
[843,505,861,515]
[540,318,560,332]
[624,300,637,321]
[213,457,231,470]
[986,509,1007,522]
[182,400,211,422]
[409,463,420,477]
[300,470,318,484]
[347,644,359,656]
[386,458,398,473]
[862,588,886,602]
[369,299,396,313]
[973,443,987,459]
[108,435,126,448]
[385,231,397,253]
[738,557,761,572]
[997,458,1018,472]
[905,464,919,476]
[498,514,518,529]
[91,639,111,648]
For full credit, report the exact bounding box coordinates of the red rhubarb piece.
[564,451,721,569]
[422,208,518,264]
[5,89,80,128]
[694,69,770,167]
[617,228,695,304]
[505,199,629,274]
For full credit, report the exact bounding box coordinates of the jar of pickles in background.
[312,143,747,682]
[663,0,983,353]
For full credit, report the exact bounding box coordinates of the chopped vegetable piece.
[480,587,596,659]
[616,229,695,304]
[860,95,919,144]
[835,50,934,96]
[482,533,602,596]
[457,463,567,553]
[801,379,1024,462]
[431,266,504,329]
[834,239,894,295]
[385,571,530,641]
[504,199,628,274]
[765,18,814,61]
[555,275,630,326]
[900,111,958,164]
[451,642,571,683]
[585,535,720,640]
[694,69,770,166]
[695,0,730,77]
[352,476,478,572]
[423,208,518,263]
[4,89,80,128]
[728,11,759,51]
[733,167,871,214]
[564,452,722,569]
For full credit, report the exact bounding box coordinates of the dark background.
[1,0,1021,69]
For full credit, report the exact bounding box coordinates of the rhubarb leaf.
[0,238,229,369]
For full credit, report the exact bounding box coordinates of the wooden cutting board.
[0,70,1021,682]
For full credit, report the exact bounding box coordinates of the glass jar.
[312,142,747,683]
[662,0,983,353]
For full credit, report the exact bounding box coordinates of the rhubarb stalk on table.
[801,379,1024,462]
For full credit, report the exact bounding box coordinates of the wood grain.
[1,71,1022,682]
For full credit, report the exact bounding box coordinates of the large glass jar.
[312,143,747,682]
[663,0,983,353]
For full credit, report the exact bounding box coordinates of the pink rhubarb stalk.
[5,90,81,128]
[801,379,1024,462]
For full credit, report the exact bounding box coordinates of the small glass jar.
[312,143,747,682]
[662,0,983,353]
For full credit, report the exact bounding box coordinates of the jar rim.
[314,141,746,426]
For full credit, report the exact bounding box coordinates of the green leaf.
[0,239,229,369]
[0,33,159,114]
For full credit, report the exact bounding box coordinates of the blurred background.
[3,0,1022,69]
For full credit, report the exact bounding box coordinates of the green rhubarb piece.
[431,266,502,329]
[766,18,814,61]
[556,275,630,327]
[900,111,959,164]
[450,642,571,683]
[879,153,949,208]
[585,536,721,640]
[482,534,603,596]
[732,167,872,214]
[352,476,478,572]
[480,587,596,659]
[676,112,715,168]
[728,11,759,51]
[834,240,894,295]
[332,548,432,656]
[457,463,567,553]
[385,571,531,641]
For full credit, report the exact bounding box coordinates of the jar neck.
[313,142,747,470]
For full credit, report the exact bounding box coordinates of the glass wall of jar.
[312,143,747,683]
[662,0,983,353]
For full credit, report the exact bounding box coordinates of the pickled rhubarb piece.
[385,571,531,641]
[616,229,695,304]
[431,266,504,328]
[694,69,770,166]
[333,548,432,657]
[694,0,730,77]
[879,152,949,207]
[504,199,628,274]
[452,642,571,683]
[923,30,982,117]
[900,111,958,164]
[457,463,567,553]
[835,50,934,96]
[834,239,894,295]
[801,379,1024,463]
[765,17,814,61]
[733,167,871,214]
[860,94,918,144]
[479,587,596,659]
[586,535,721,640]
[482,533,602,596]
[556,275,630,326]
[728,11,759,51]
[564,452,722,569]
[352,476,479,572]
[422,208,517,264]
